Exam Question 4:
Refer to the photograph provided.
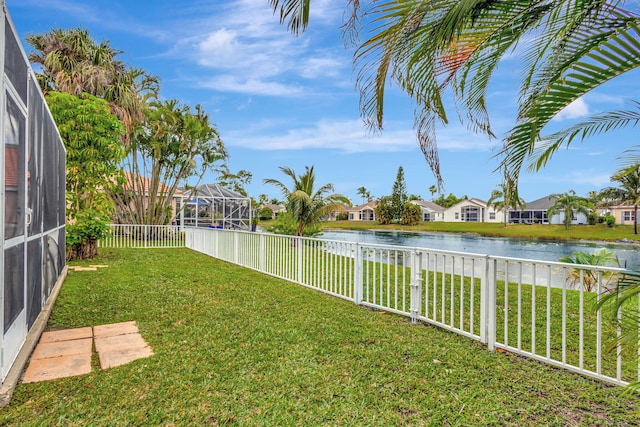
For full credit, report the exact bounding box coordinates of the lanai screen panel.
[182,184,251,230]
[1,5,66,382]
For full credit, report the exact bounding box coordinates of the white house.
[509,195,588,225]
[443,198,505,223]
[411,200,445,222]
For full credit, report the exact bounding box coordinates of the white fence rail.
[99,224,186,248]
[185,227,639,387]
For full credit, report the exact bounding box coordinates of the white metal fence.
[99,224,186,248]
[185,227,639,387]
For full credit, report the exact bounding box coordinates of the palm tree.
[269,1,640,188]
[428,185,437,201]
[26,28,158,140]
[487,180,526,226]
[263,166,350,236]
[599,165,640,234]
[559,249,620,292]
[547,190,592,230]
[357,186,369,204]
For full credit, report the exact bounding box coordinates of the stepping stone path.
[22,321,153,383]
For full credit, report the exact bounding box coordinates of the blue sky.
[7,0,640,204]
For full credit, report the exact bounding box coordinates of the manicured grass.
[322,220,640,243]
[4,248,640,425]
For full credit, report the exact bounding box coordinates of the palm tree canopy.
[263,166,350,235]
[269,1,640,190]
[27,27,159,137]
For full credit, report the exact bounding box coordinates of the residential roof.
[411,200,445,212]
[524,195,557,210]
[262,203,285,211]
[346,201,377,212]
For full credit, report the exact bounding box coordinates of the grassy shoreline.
[315,220,640,245]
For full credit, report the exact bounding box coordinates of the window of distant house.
[489,212,495,220]
[349,213,354,220]
[455,213,459,220]
[623,211,634,221]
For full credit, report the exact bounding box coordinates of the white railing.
[99,224,186,248]
[185,226,639,387]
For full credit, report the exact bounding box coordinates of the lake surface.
[319,229,640,270]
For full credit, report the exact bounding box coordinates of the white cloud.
[552,98,590,121]
[166,0,349,97]
[226,118,416,152]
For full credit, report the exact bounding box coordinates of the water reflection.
[320,229,640,270]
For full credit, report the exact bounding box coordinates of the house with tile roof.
[259,203,286,219]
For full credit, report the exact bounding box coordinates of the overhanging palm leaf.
[502,5,640,184]
[530,103,640,172]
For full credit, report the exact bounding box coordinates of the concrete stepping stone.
[93,322,153,369]
[40,327,92,343]
[22,354,91,383]
[93,321,139,338]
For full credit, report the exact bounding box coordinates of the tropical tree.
[47,92,125,260]
[597,270,640,393]
[487,176,526,226]
[400,202,421,225]
[547,190,593,230]
[113,100,226,225]
[269,1,640,189]
[259,194,269,205]
[263,166,350,236]
[26,28,158,140]
[429,185,438,201]
[357,186,369,204]
[215,166,253,197]
[599,165,640,234]
[559,249,620,292]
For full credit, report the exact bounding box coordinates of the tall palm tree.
[26,28,158,140]
[487,178,526,226]
[428,185,438,201]
[268,1,640,188]
[547,190,592,230]
[599,165,640,234]
[357,186,369,204]
[263,166,350,236]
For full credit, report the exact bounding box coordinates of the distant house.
[600,202,638,225]
[509,195,588,225]
[261,203,286,219]
[443,198,504,223]
[347,201,377,221]
[411,200,445,222]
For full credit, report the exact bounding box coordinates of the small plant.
[559,248,619,292]
[66,209,110,261]
[606,214,616,228]
[258,207,274,220]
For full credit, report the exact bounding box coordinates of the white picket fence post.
[354,243,363,305]
[410,250,422,324]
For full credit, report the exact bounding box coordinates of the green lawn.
[319,220,640,243]
[3,248,639,425]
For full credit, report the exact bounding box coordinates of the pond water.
[319,229,640,270]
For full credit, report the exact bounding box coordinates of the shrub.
[606,214,616,228]
[587,211,598,225]
[400,202,421,225]
[258,207,274,220]
[336,211,349,221]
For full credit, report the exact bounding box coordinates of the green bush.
[259,207,274,220]
[336,211,349,221]
[400,202,421,225]
[606,214,615,228]
[587,211,598,225]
